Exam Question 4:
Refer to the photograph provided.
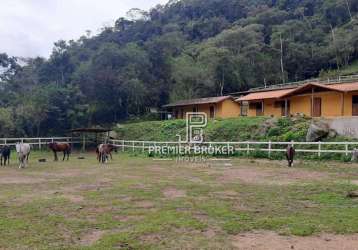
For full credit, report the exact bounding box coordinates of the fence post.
[122,140,125,152]
[132,141,135,152]
[247,142,250,155]
[318,141,321,158]
[4,139,6,145]
[345,144,349,156]
[268,141,272,158]
[142,142,145,153]
[39,138,41,150]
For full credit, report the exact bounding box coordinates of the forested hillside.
[1,0,358,136]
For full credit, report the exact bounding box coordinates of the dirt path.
[216,165,330,185]
[232,231,358,250]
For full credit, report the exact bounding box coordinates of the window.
[249,103,257,109]
[274,101,284,108]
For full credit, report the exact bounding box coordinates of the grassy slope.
[116,117,310,142]
[1,152,358,249]
[320,60,358,78]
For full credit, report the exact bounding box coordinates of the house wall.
[291,91,347,117]
[217,99,241,118]
[263,99,282,117]
[247,105,257,117]
[171,99,240,119]
[245,91,358,118]
[290,95,313,116]
[343,91,358,116]
[171,104,212,119]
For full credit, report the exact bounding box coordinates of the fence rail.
[251,74,358,92]
[109,139,358,157]
[0,137,81,149]
[2,138,357,157]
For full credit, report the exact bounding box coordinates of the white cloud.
[0,0,168,58]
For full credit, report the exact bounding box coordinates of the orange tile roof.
[281,82,344,97]
[328,82,358,92]
[237,82,358,102]
[237,88,294,101]
[163,96,233,108]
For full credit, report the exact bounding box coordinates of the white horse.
[16,143,31,169]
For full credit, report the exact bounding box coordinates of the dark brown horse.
[286,145,295,167]
[0,146,11,166]
[96,144,117,163]
[49,142,71,161]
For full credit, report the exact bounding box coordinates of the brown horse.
[96,144,117,163]
[49,142,71,161]
[286,145,295,167]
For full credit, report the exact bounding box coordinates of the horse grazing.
[16,143,31,169]
[96,144,117,164]
[286,145,296,167]
[48,142,71,161]
[0,146,11,166]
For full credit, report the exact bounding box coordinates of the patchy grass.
[115,117,277,142]
[320,60,358,78]
[1,152,358,249]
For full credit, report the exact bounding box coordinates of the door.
[192,106,198,113]
[276,101,290,116]
[210,106,215,119]
[256,102,263,116]
[353,96,358,116]
[312,97,322,117]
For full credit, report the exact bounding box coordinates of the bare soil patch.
[218,166,329,185]
[163,188,186,199]
[79,230,106,246]
[135,201,155,209]
[114,215,145,222]
[232,231,358,250]
[139,233,162,244]
[0,176,46,184]
[351,180,358,186]
[62,194,84,203]
[203,228,217,238]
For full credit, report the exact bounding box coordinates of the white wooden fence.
[0,137,81,149]
[2,138,357,157]
[109,139,358,158]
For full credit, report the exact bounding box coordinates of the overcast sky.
[0,0,168,58]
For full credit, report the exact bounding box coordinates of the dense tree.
[1,0,358,136]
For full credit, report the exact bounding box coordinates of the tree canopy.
[1,0,358,136]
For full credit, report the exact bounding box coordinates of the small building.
[237,81,358,117]
[163,96,241,119]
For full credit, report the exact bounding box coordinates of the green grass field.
[1,151,358,249]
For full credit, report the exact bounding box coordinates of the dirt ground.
[232,231,358,250]
[1,152,358,249]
